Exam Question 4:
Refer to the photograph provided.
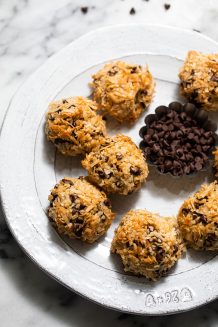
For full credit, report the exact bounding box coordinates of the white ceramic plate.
[0,25,218,315]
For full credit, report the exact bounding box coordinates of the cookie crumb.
[129,7,136,15]
[164,4,171,10]
[81,7,88,14]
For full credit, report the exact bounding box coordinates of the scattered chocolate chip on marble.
[164,4,171,10]
[81,7,88,14]
[129,7,136,15]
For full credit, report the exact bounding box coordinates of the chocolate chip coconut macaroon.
[90,61,155,123]
[111,210,185,281]
[48,177,115,243]
[178,181,218,250]
[179,51,218,111]
[82,135,149,195]
[45,96,107,156]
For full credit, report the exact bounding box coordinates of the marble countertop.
[0,0,218,326]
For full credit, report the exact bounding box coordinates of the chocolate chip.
[115,181,123,188]
[153,144,160,152]
[155,105,169,117]
[152,134,159,142]
[79,204,86,210]
[183,103,196,116]
[147,225,154,233]
[156,252,163,262]
[158,131,165,138]
[195,161,203,170]
[140,89,148,96]
[116,154,123,160]
[165,160,172,169]
[173,245,179,253]
[71,207,79,215]
[108,66,118,76]
[129,7,136,15]
[168,124,174,131]
[192,211,206,224]
[130,66,138,74]
[70,195,77,202]
[98,170,106,178]
[202,145,210,152]
[164,3,171,10]
[62,99,68,104]
[143,134,151,144]
[199,137,207,145]
[211,74,218,82]
[184,165,191,174]
[145,114,156,126]
[62,179,74,185]
[196,145,202,152]
[205,233,217,246]
[130,167,141,175]
[180,112,187,121]
[182,208,190,215]
[207,136,215,144]
[195,110,208,124]
[139,126,147,138]
[103,199,111,207]
[204,131,213,138]
[73,225,83,237]
[81,7,88,14]
[203,120,217,132]
[54,138,67,144]
[187,133,195,140]
[155,124,163,131]
[194,202,203,209]
[147,128,154,136]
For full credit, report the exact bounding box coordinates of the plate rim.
[0,24,218,316]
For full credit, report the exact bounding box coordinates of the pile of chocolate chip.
[139,102,217,176]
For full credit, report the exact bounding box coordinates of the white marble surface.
[0,0,218,326]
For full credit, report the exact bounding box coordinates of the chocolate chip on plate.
[139,102,217,176]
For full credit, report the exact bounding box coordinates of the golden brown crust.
[111,210,185,281]
[48,177,115,243]
[45,96,107,156]
[177,181,218,250]
[179,51,218,110]
[82,134,149,195]
[90,61,155,123]
[213,148,218,177]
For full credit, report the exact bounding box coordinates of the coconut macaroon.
[178,182,218,251]
[45,96,107,156]
[48,177,115,243]
[179,51,218,111]
[90,61,155,123]
[213,148,218,177]
[82,135,149,195]
[111,210,185,281]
